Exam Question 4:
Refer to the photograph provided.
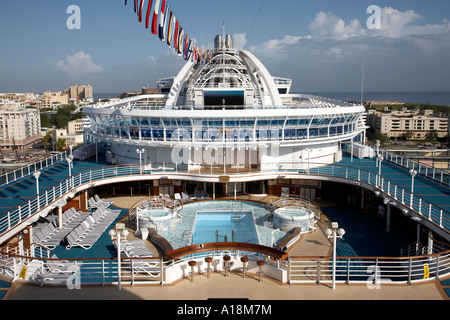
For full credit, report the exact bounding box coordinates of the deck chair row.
[65,206,121,250]
[33,207,89,249]
[88,195,114,210]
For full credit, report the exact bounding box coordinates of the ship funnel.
[214,35,223,49]
[225,34,233,48]
[214,34,233,49]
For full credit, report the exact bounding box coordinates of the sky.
[1,0,450,94]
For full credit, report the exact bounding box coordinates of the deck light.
[377,154,383,188]
[409,169,417,206]
[136,148,145,174]
[109,228,129,291]
[326,222,345,290]
[33,171,41,196]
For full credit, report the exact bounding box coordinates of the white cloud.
[246,7,450,92]
[309,11,365,40]
[55,51,103,78]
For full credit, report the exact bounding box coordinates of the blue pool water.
[157,200,279,249]
[192,211,260,245]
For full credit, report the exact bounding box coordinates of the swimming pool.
[192,211,260,245]
[156,200,286,249]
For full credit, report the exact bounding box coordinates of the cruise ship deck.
[1,32,449,300]
[1,146,449,300]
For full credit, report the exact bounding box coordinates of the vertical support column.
[360,188,365,211]
[386,203,391,232]
[58,205,63,229]
[79,190,88,212]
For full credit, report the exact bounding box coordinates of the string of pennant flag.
[125,0,212,65]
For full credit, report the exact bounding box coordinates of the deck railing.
[288,250,450,285]
[377,148,450,187]
[0,151,69,188]
[1,248,449,288]
[0,159,449,242]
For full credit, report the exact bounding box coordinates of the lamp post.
[108,228,129,291]
[375,140,380,167]
[33,171,41,195]
[305,148,312,171]
[377,154,383,188]
[66,157,72,177]
[33,171,41,208]
[326,222,345,290]
[410,169,417,206]
[136,148,145,174]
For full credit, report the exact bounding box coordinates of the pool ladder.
[182,230,193,246]
[231,214,242,222]
[216,230,236,243]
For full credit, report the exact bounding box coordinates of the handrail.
[2,247,449,287]
[0,159,449,242]
[276,227,302,251]
[289,249,450,261]
[378,148,450,187]
[0,150,69,189]
[164,242,289,261]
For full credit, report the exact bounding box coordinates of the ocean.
[306,92,450,106]
[94,92,450,107]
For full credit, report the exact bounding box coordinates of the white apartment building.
[0,105,41,150]
[51,127,84,150]
[67,119,84,134]
[367,109,448,140]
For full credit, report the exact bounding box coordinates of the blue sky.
[1,0,450,94]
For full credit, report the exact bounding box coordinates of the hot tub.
[273,207,315,232]
[138,207,178,231]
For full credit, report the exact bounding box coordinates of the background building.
[0,105,41,150]
[367,109,448,140]
[41,91,69,109]
[69,85,93,103]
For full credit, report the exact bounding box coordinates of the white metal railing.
[288,250,450,285]
[0,160,449,240]
[0,151,69,188]
[299,164,450,232]
[378,148,450,187]
[2,248,449,288]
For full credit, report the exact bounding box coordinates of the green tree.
[42,131,53,149]
[401,132,414,141]
[373,133,390,146]
[425,130,438,141]
[56,138,67,151]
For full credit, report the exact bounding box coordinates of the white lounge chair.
[194,190,204,200]
[124,259,160,276]
[46,254,82,273]
[181,192,193,203]
[94,194,114,206]
[200,190,211,199]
